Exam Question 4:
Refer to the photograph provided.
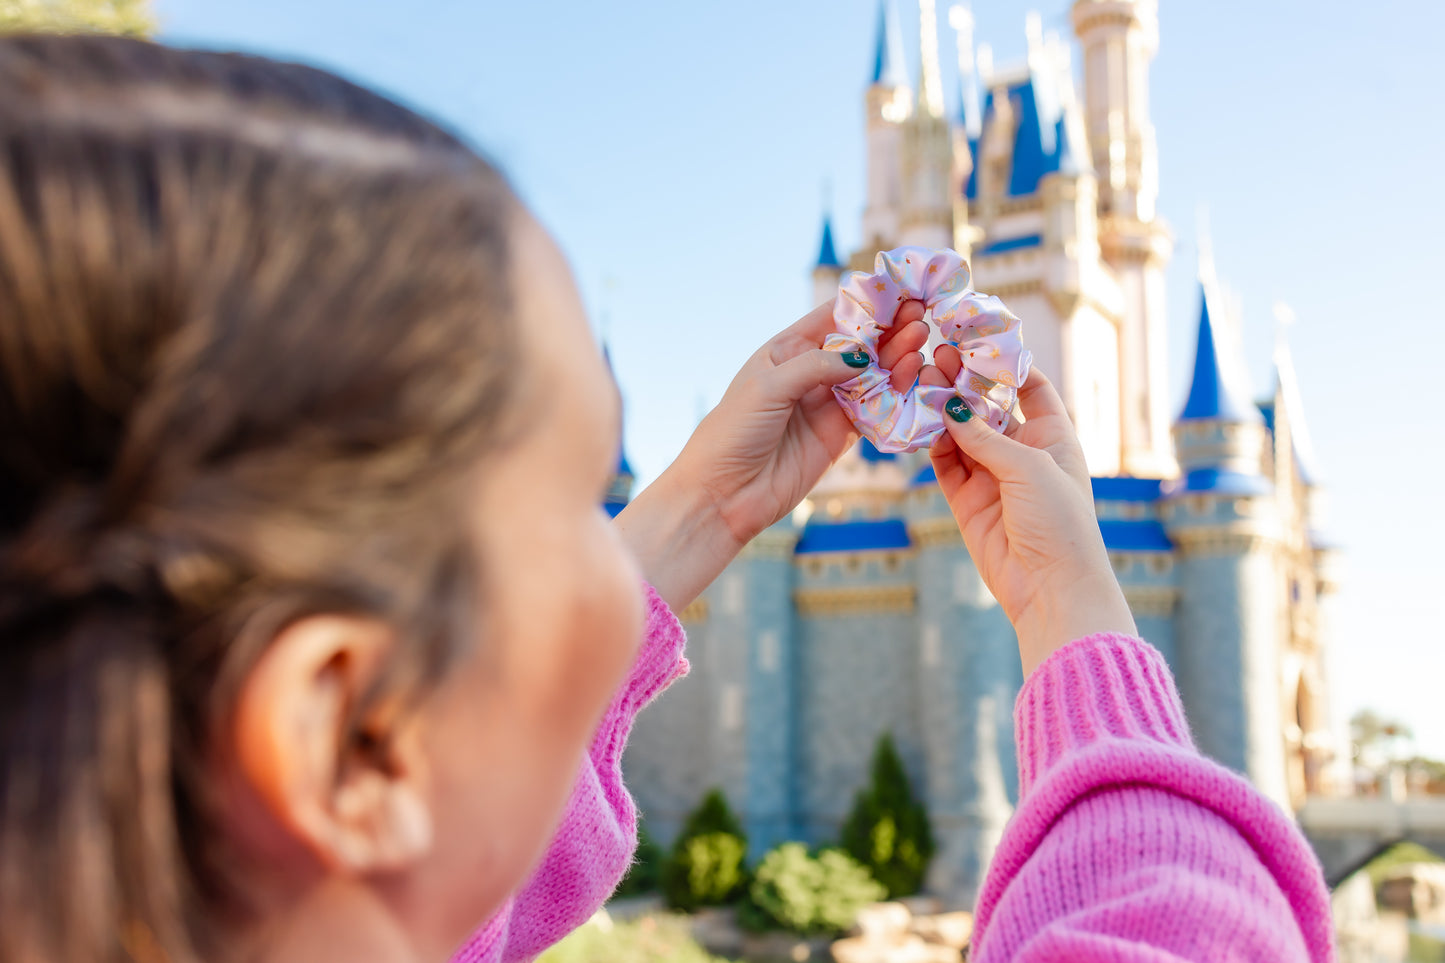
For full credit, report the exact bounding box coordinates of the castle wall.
[792,574,922,846]
[624,595,725,846]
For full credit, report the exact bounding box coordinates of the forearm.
[613,465,744,613]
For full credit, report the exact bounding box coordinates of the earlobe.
[232,614,434,874]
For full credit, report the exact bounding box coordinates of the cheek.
[411,513,644,939]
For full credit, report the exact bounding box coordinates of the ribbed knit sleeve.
[449,584,689,963]
[970,633,1336,963]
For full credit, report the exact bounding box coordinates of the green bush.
[739,843,885,937]
[537,913,735,963]
[661,789,749,911]
[839,733,935,898]
[614,819,663,897]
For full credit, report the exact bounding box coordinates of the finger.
[878,319,928,369]
[1016,365,1069,423]
[769,347,869,405]
[784,299,841,343]
[918,362,951,388]
[929,428,969,490]
[893,298,926,329]
[934,343,963,384]
[940,396,1041,484]
[888,352,923,393]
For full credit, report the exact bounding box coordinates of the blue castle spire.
[871,0,906,87]
[602,344,634,518]
[815,214,841,269]
[1179,283,1261,424]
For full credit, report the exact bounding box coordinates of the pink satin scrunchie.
[822,246,1033,454]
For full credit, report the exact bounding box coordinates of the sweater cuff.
[1014,632,1195,799]
[588,582,690,771]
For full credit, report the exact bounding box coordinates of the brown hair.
[0,35,521,962]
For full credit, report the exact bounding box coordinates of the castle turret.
[898,0,954,252]
[603,345,634,518]
[1072,0,1174,478]
[1268,329,1347,802]
[812,213,844,307]
[1164,283,1289,808]
[906,462,1019,906]
[862,0,911,252]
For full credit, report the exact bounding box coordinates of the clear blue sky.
[158,1,1445,759]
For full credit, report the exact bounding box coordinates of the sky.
[157,0,1445,759]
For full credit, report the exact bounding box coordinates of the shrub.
[739,843,885,937]
[839,733,935,898]
[661,789,749,911]
[614,820,662,897]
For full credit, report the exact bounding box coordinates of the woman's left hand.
[616,299,928,611]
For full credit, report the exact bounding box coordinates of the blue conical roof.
[815,215,841,269]
[871,0,906,87]
[601,343,635,483]
[1179,284,1261,423]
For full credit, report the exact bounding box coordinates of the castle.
[616,0,1346,905]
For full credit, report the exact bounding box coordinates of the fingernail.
[840,350,870,369]
[945,396,973,423]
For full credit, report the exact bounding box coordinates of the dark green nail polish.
[841,350,870,369]
[945,396,973,423]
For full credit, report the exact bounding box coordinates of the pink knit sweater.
[451,598,1336,963]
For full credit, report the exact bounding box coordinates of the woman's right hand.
[924,359,1137,676]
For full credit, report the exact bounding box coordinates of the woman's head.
[0,34,641,962]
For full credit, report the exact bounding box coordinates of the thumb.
[767,347,869,404]
[941,396,1039,484]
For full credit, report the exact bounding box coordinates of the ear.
[232,614,434,874]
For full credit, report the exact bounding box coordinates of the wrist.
[1013,567,1137,678]
[614,462,744,612]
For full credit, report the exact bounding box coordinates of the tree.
[839,733,934,898]
[1,0,155,37]
[661,789,749,912]
[1350,709,1414,767]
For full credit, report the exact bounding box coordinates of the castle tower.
[602,345,634,519]
[947,5,981,258]
[862,0,912,252]
[812,213,845,307]
[621,516,800,853]
[1164,283,1289,809]
[964,18,1123,474]
[1268,331,1347,802]
[906,462,1019,906]
[898,0,955,252]
[1071,0,1174,477]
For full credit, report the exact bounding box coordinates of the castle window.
[720,684,742,732]
[827,499,843,518]
[884,553,900,573]
[845,556,861,574]
[1149,555,1172,576]
[806,560,822,578]
[757,630,780,673]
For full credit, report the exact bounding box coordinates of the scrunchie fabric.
[822,246,1033,454]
